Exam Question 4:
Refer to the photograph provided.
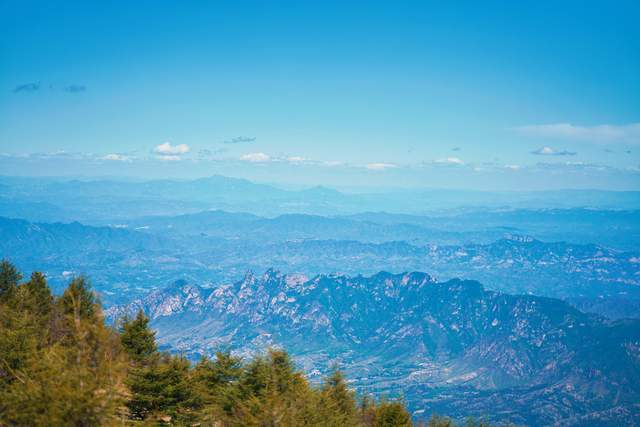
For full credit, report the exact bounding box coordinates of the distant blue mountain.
[2,175,640,222]
[2,215,638,317]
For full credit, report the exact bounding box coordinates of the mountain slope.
[0,216,168,255]
[109,270,640,426]
[0,217,178,302]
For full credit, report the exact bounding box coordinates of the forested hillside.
[0,260,479,426]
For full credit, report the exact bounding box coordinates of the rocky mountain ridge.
[108,270,640,426]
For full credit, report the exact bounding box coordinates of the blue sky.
[0,0,639,189]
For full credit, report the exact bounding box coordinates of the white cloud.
[366,162,397,170]
[154,142,190,155]
[26,151,92,160]
[533,146,554,155]
[240,152,271,163]
[100,153,130,161]
[286,156,308,163]
[236,153,347,166]
[513,123,640,143]
[434,157,464,165]
[533,161,614,173]
[530,146,576,156]
[157,155,182,161]
[323,160,345,167]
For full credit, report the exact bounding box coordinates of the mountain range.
[2,215,639,319]
[108,270,640,426]
[2,174,640,425]
[2,175,640,224]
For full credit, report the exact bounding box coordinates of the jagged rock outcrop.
[109,270,640,426]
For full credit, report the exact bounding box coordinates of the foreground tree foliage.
[0,260,478,426]
[0,266,127,426]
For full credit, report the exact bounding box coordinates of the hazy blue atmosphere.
[1,0,639,189]
[2,2,640,426]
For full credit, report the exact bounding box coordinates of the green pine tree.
[359,394,377,426]
[0,299,38,389]
[58,276,97,321]
[193,350,243,414]
[0,259,21,302]
[24,271,53,316]
[0,268,127,426]
[374,399,412,427]
[427,414,455,427]
[120,309,157,364]
[320,365,359,427]
[126,354,200,423]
